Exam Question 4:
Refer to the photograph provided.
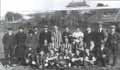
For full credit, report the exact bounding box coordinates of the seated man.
[36,51,46,68]
[84,49,96,66]
[56,54,67,69]
[24,47,37,67]
[63,49,73,68]
[44,49,58,68]
[71,50,84,67]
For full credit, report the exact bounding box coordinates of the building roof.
[66,1,89,7]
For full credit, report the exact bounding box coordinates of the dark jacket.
[62,31,71,43]
[2,33,16,56]
[84,31,94,43]
[15,32,27,45]
[14,32,27,57]
[25,35,39,50]
[2,33,16,49]
[92,30,105,44]
[39,31,52,45]
[106,32,120,53]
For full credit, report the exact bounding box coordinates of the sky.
[1,0,72,16]
[1,0,120,17]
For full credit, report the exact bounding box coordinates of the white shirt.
[72,31,84,39]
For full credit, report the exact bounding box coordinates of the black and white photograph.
[0,0,120,70]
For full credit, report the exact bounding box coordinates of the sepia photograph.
[0,0,120,70]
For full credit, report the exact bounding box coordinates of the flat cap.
[110,25,116,29]
[19,26,24,29]
[7,27,13,30]
[44,25,48,28]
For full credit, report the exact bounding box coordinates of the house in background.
[66,0,89,7]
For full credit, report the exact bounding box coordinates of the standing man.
[15,27,27,64]
[94,24,105,48]
[33,26,40,52]
[62,27,72,43]
[25,30,38,51]
[84,26,94,50]
[72,27,84,53]
[39,25,52,52]
[2,28,16,60]
[53,25,62,49]
[93,24,105,48]
[33,26,40,39]
[72,27,84,43]
[93,24,106,65]
[106,25,120,66]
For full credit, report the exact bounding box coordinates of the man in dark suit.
[33,26,40,53]
[84,26,94,49]
[106,25,120,66]
[25,30,38,51]
[97,42,109,66]
[14,27,27,64]
[2,28,16,60]
[62,27,72,43]
[93,24,105,47]
[39,25,52,53]
[92,24,106,61]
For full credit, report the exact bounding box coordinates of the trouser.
[110,44,118,66]
[99,57,109,66]
[112,49,118,66]
[4,49,9,59]
[4,47,14,59]
[16,56,25,65]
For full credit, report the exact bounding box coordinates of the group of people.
[2,24,120,69]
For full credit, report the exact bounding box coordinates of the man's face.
[44,40,48,45]
[54,26,58,30]
[111,28,116,32]
[30,33,33,36]
[99,24,103,29]
[28,48,32,51]
[76,28,80,32]
[51,37,55,41]
[19,29,23,32]
[50,50,54,54]
[86,49,89,54]
[8,30,13,35]
[65,49,69,54]
[76,50,80,55]
[40,51,44,55]
[65,27,69,32]
[44,28,48,32]
[59,56,63,59]
[34,28,38,31]
[87,27,91,32]
[65,38,69,43]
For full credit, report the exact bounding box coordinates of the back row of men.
[2,24,120,68]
